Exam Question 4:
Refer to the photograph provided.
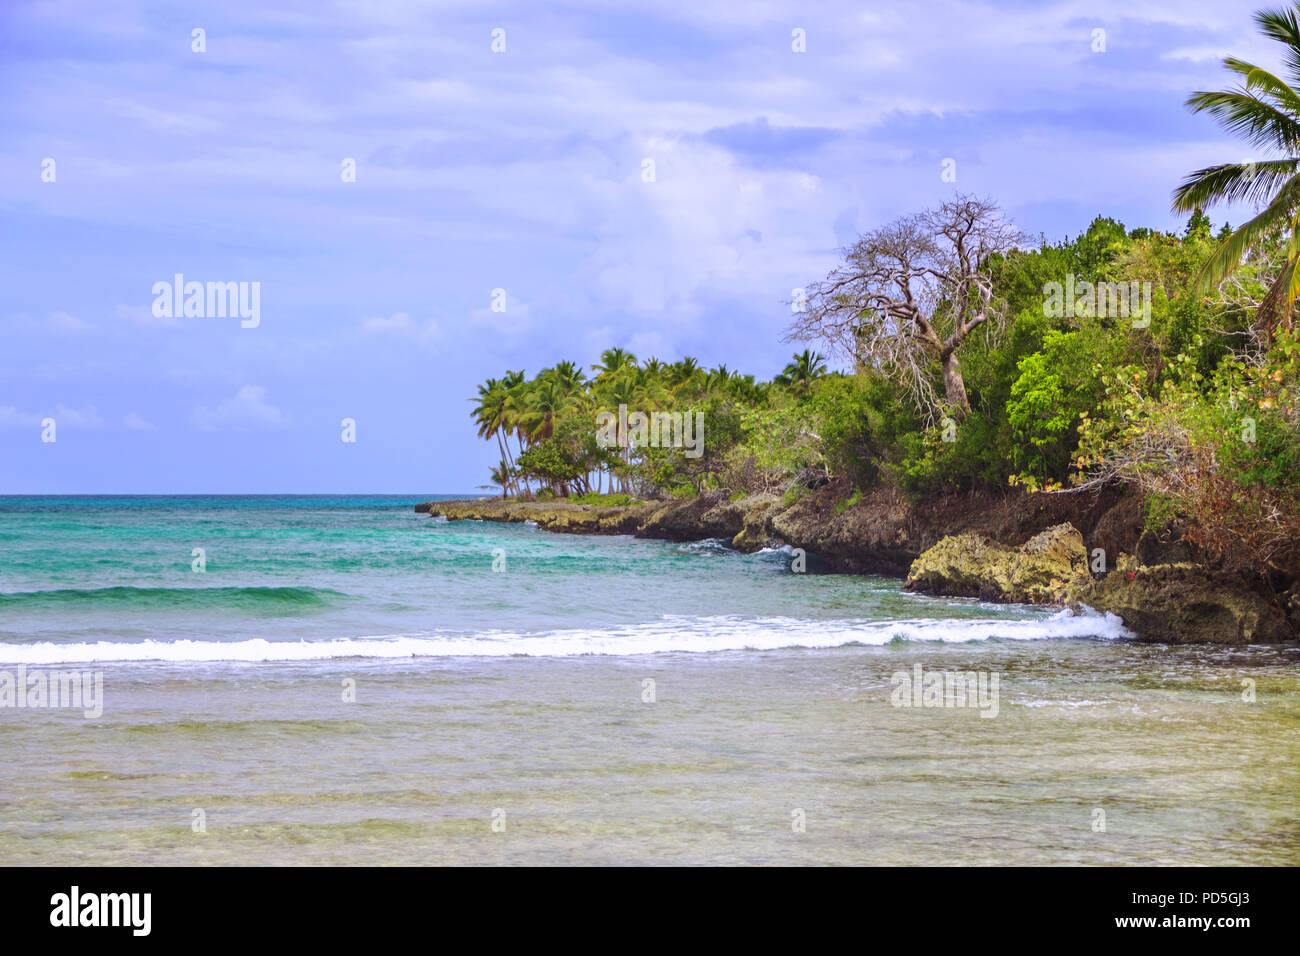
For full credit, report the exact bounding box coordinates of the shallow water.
[1,496,1297,865]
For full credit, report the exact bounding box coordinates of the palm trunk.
[495,433,517,498]
[515,430,532,497]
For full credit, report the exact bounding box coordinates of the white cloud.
[469,300,533,336]
[0,407,39,429]
[1161,45,1234,64]
[55,404,104,427]
[124,412,156,430]
[191,385,290,431]
[50,311,92,331]
[4,311,92,332]
[167,366,244,386]
[0,403,102,429]
[117,303,181,329]
[360,311,441,344]
[564,136,835,352]
[106,98,223,134]
[626,330,669,358]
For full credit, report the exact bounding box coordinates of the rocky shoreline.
[416,490,1297,644]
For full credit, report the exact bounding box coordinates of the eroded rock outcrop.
[730,495,780,551]
[420,498,656,535]
[903,523,1092,605]
[415,491,1296,643]
[635,491,744,541]
[1074,561,1291,644]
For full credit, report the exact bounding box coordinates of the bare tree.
[785,195,1022,419]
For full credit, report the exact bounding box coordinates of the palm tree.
[1173,2,1300,327]
[501,370,532,495]
[726,372,769,404]
[666,356,704,398]
[703,364,732,393]
[548,360,587,391]
[631,367,670,408]
[775,349,827,389]
[668,356,700,383]
[521,376,581,443]
[472,379,519,497]
[592,347,638,380]
[593,372,640,493]
[489,460,512,498]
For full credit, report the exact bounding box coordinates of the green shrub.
[570,492,634,507]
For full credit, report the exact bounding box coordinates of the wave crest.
[0,585,343,613]
[0,609,1129,664]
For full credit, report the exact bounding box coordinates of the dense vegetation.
[472,3,1300,580]
[471,211,1299,577]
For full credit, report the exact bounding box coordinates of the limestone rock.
[1074,563,1291,644]
[634,492,743,541]
[904,523,1091,605]
[730,495,780,552]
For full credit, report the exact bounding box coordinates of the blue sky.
[0,0,1279,492]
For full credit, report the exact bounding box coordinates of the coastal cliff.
[417,489,1298,644]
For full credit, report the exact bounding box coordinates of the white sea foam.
[677,538,735,555]
[0,609,1130,664]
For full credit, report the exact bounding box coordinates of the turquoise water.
[0,494,1114,660]
[1,495,1297,865]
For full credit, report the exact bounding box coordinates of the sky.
[0,0,1281,493]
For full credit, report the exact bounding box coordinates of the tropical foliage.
[471,207,1300,574]
[471,350,802,498]
[1172,2,1300,326]
[468,3,1300,577]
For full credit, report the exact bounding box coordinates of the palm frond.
[1222,57,1300,118]
[1173,158,1300,210]
[1184,88,1300,152]
[1254,5,1300,88]
[1193,175,1300,292]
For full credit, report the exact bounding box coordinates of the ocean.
[1,495,1297,864]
